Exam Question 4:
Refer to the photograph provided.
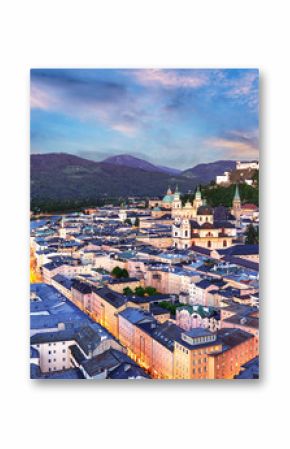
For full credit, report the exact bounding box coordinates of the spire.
[174,185,181,201]
[234,183,240,201]
[195,184,201,200]
[167,186,172,195]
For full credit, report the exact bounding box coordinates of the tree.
[123,287,134,296]
[144,286,157,296]
[122,268,129,278]
[111,267,129,279]
[111,266,123,278]
[135,286,146,297]
[134,217,140,227]
[245,224,259,244]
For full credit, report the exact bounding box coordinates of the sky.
[30,68,259,169]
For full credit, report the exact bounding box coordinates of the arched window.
[207,241,211,248]
[185,230,188,237]
[223,240,227,247]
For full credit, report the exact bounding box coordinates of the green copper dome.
[162,194,174,203]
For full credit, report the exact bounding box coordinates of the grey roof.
[118,307,154,324]
[223,256,259,272]
[70,344,86,364]
[152,322,183,351]
[235,357,259,379]
[31,329,75,344]
[30,365,84,379]
[52,274,73,290]
[108,363,150,379]
[81,349,133,377]
[93,287,127,308]
[216,328,254,351]
[219,244,259,256]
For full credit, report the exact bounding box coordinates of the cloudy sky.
[30,68,259,169]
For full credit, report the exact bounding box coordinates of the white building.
[236,160,259,170]
[216,171,230,185]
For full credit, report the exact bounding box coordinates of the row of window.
[35,341,66,348]
[193,357,207,365]
[48,366,66,372]
[193,367,207,374]
[48,358,66,363]
[48,349,66,354]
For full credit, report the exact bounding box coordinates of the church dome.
[162,194,174,203]
[197,205,213,216]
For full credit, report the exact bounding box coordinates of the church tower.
[172,185,182,215]
[193,185,203,210]
[59,216,67,238]
[232,184,241,224]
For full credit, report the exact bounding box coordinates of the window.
[48,350,51,354]
[62,358,66,362]
[207,241,211,248]
[62,349,66,353]
[223,240,227,247]
[48,359,51,363]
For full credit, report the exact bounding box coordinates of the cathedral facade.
[172,185,241,250]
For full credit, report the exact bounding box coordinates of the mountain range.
[103,154,182,175]
[31,152,236,202]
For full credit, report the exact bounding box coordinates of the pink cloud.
[205,136,259,159]
[132,69,207,89]
[111,122,138,136]
[30,84,58,110]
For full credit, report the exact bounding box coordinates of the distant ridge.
[103,154,181,175]
[31,153,195,201]
[181,160,236,183]
[30,152,237,202]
